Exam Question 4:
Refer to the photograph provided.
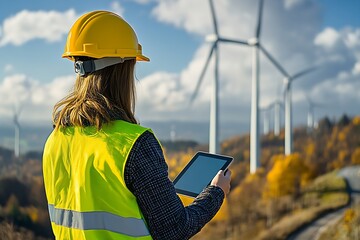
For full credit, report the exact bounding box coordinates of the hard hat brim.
[136,55,150,62]
[62,53,150,62]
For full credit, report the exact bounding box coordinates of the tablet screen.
[173,152,233,197]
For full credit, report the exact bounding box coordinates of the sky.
[0,0,359,150]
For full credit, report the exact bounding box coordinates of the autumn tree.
[351,147,360,165]
[264,153,310,199]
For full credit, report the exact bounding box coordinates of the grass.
[0,221,52,240]
[304,171,347,192]
[256,171,349,240]
[318,204,360,240]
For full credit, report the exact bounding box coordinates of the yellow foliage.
[215,198,230,221]
[25,206,39,223]
[178,193,229,222]
[178,194,193,206]
[337,132,346,142]
[352,116,360,125]
[264,153,309,199]
[244,168,264,184]
[243,150,250,161]
[4,195,19,214]
[343,209,355,223]
[305,141,315,158]
[332,150,350,169]
[165,149,196,180]
[351,147,360,165]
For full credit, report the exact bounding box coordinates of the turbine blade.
[209,0,219,36]
[189,44,215,105]
[218,37,249,45]
[255,0,264,38]
[259,44,289,77]
[292,67,317,81]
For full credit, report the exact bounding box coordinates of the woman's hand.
[210,170,231,195]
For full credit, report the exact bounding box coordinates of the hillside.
[164,114,360,239]
[0,114,358,239]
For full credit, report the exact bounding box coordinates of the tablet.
[173,151,233,198]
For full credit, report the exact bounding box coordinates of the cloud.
[353,62,360,75]
[31,75,74,106]
[343,28,360,49]
[1,0,359,141]
[137,72,186,113]
[314,27,340,49]
[151,0,213,36]
[145,0,319,120]
[0,74,33,106]
[111,1,125,16]
[0,9,77,46]
[311,74,360,104]
[0,74,74,122]
[135,0,360,130]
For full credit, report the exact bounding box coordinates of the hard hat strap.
[74,57,133,76]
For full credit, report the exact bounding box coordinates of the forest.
[0,114,359,239]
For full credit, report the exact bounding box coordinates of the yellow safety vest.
[43,120,153,240]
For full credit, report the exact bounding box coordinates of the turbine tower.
[260,105,271,135]
[273,99,283,136]
[306,95,324,130]
[170,125,176,142]
[262,99,283,136]
[283,67,316,155]
[13,105,22,158]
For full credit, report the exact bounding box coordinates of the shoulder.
[108,120,151,133]
[131,130,162,156]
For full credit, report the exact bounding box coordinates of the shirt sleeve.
[124,130,225,240]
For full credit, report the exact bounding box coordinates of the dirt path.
[287,165,360,240]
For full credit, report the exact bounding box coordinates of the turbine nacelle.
[283,77,290,86]
[248,37,259,46]
[205,34,218,43]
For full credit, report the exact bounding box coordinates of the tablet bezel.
[173,151,233,198]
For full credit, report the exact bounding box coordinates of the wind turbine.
[219,0,294,172]
[170,125,176,142]
[191,0,287,174]
[13,104,22,158]
[272,99,284,136]
[305,95,324,130]
[190,0,296,173]
[260,105,271,135]
[190,0,249,154]
[262,99,283,136]
[283,67,317,155]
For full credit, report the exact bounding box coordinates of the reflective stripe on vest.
[48,204,150,237]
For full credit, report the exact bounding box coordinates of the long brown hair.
[52,59,137,130]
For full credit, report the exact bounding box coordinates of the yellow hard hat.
[62,10,149,62]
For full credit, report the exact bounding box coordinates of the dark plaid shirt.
[124,131,224,240]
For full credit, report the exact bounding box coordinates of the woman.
[43,10,231,240]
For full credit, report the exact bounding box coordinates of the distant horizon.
[0,112,355,154]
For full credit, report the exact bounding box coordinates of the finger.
[225,169,232,177]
